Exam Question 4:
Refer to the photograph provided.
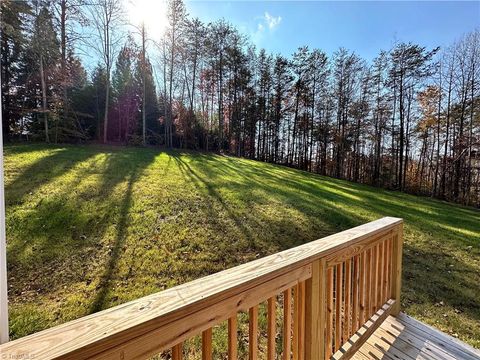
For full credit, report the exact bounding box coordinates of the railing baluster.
[387,236,393,299]
[172,342,183,360]
[268,297,276,360]
[326,267,334,359]
[344,259,351,342]
[298,281,306,360]
[283,289,292,360]
[228,316,237,360]
[378,242,384,308]
[365,249,371,320]
[293,282,306,360]
[334,263,343,351]
[352,255,359,334]
[359,251,366,326]
[371,245,378,317]
[293,284,299,360]
[306,259,327,360]
[249,305,258,360]
[376,244,380,312]
[383,238,390,302]
[202,328,212,360]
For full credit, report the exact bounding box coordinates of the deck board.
[352,313,480,360]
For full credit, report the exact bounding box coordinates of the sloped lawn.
[4,143,479,348]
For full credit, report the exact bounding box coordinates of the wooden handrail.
[0,217,403,360]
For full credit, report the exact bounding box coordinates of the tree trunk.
[40,54,49,143]
[103,77,110,143]
[398,73,404,190]
[441,71,452,199]
[59,0,67,144]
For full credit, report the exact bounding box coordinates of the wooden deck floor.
[352,313,480,360]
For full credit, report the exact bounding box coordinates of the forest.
[1,0,479,207]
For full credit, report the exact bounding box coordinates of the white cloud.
[256,12,282,33]
[264,12,282,30]
[251,11,282,47]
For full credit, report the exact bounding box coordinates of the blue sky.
[186,1,480,60]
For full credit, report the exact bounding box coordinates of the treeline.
[1,0,479,206]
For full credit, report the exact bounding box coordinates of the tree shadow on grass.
[211,155,479,244]
[172,152,362,252]
[318,179,479,242]
[7,150,117,267]
[89,171,136,313]
[172,154,258,251]
[6,146,160,312]
[185,152,478,242]
[5,146,97,206]
[6,146,101,289]
[88,148,159,313]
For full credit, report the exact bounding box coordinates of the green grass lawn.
[4,143,480,348]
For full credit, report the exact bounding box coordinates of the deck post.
[305,259,326,360]
[390,222,404,316]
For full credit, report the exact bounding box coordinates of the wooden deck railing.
[0,217,403,360]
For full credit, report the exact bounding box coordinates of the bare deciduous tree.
[88,0,124,143]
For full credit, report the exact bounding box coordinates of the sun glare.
[127,0,168,37]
